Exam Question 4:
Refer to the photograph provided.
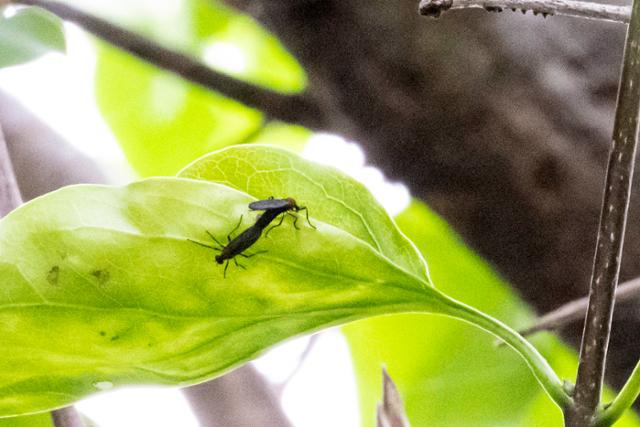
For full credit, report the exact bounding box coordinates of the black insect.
[249,197,316,236]
[189,215,267,277]
[190,198,315,277]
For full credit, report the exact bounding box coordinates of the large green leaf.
[0,7,65,68]
[0,171,435,416]
[344,202,640,426]
[93,0,306,176]
[0,146,567,417]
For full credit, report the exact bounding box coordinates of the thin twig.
[419,0,630,23]
[566,0,640,423]
[517,277,640,338]
[11,0,325,129]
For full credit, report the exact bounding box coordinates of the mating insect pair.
[190,198,315,277]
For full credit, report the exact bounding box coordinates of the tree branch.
[566,0,640,422]
[517,277,640,338]
[419,0,630,23]
[11,0,326,129]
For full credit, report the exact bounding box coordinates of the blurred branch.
[419,0,630,23]
[518,277,640,338]
[183,364,292,427]
[12,0,325,128]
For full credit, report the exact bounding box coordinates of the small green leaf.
[0,7,66,68]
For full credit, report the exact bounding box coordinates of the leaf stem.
[428,293,573,409]
[565,0,640,422]
[595,359,640,426]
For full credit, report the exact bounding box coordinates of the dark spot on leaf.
[110,335,120,342]
[484,6,502,12]
[91,270,110,286]
[47,266,59,285]
[99,331,106,337]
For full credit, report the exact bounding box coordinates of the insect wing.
[249,198,291,211]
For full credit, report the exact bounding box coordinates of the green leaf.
[191,0,306,93]
[0,172,439,417]
[0,7,66,68]
[344,202,640,426]
[95,42,261,177]
[0,147,565,416]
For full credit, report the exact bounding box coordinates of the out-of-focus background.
[1,0,639,425]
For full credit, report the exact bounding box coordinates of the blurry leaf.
[344,202,640,426]
[0,7,65,68]
[95,43,261,177]
[192,0,306,93]
[377,368,410,427]
[246,122,311,152]
[93,0,306,176]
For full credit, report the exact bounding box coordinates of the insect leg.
[300,207,316,229]
[205,231,225,249]
[240,250,268,258]
[223,260,230,278]
[228,215,244,242]
[265,213,286,237]
[188,239,222,251]
[287,212,300,230]
[233,257,247,270]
